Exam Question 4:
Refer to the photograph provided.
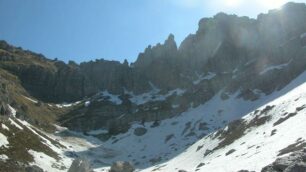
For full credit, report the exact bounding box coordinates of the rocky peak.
[164,33,177,51]
[133,34,178,68]
[0,40,11,51]
[257,2,306,52]
[279,1,306,13]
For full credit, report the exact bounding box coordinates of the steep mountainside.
[140,71,306,172]
[1,60,305,172]
[0,2,306,172]
[58,2,306,135]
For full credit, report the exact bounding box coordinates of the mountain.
[0,2,306,172]
[59,1,306,135]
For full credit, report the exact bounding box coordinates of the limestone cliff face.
[79,59,150,95]
[1,3,306,104]
[179,13,257,72]
[60,2,306,133]
[0,45,97,103]
[129,2,306,94]
[1,3,306,131]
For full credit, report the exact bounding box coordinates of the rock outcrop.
[25,165,44,172]
[133,127,147,136]
[109,161,135,172]
[68,158,93,172]
[261,149,306,172]
[0,103,10,116]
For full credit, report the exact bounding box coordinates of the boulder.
[133,127,147,136]
[109,161,134,172]
[68,158,93,172]
[25,165,44,172]
[225,149,236,156]
[0,103,10,116]
[261,149,306,172]
[285,162,306,172]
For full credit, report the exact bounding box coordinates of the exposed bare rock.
[134,127,147,136]
[109,161,134,172]
[261,149,306,172]
[25,165,44,172]
[68,158,93,172]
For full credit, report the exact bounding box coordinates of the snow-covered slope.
[2,71,306,172]
[37,70,305,172]
[60,70,306,172]
[138,72,306,172]
[2,66,306,172]
[0,107,74,171]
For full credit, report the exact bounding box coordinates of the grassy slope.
[0,42,78,171]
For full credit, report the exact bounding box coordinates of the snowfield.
[139,71,306,172]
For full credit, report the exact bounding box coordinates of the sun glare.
[225,0,242,7]
[258,0,286,9]
[223,0,286,9]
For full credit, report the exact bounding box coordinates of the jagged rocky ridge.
[0,2,306,104]
[0,2,306,172]
[59,2,306,133]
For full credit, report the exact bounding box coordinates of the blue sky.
[0,0,305,63]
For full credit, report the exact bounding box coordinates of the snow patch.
[128,88,185,105]
[7,105,16,117]
[87,129,108,135]
[244,59,255,66]
[100,91,122,105]
[16,119,65,154]
[0,132,9,147]
[1,124,9,131]
[260,60,291,75]
[54,125,68,133]
[172,104,180,108]
[193,72,216,84]
[56,101,81,108]
[9,118,23,130]
[23,96,38,104]
[0,154,8,161]
[28,150,66,172]
[84,101,91,107]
